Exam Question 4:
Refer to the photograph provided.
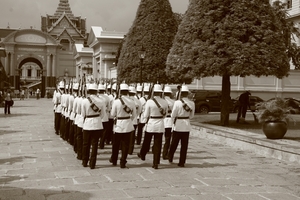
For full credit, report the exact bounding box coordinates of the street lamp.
[138,45,146,84]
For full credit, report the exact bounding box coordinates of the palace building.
[0,0,125,97]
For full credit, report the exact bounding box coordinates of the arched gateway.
[0,29,60,97]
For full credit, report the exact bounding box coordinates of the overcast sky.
[0,0,189,32]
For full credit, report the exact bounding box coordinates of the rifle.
[148,83,154,100]
[77,78,81,97]
[70,78,73,95]
[174,84,182,125]
[82,74,86,98]
[161,84,165,99]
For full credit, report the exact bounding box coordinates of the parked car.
[232,95,264,113]
[189,90,233,114]
[266,97,300,114]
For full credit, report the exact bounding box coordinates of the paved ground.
[0,98,299,200]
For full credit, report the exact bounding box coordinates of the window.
[27,69,31,77]
[287,0,292,9]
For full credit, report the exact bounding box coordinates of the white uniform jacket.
[130,95,142,125]
[171,97,195,132]
[139,96,148,123]
[111,95,136,133]
[64,94,70,118]
[108,94,115,119]
[164,96,175,129]
[72,96,79,124]
[76,97,84,128]
[52,90,57,111]
[69,94,75,121]
[98,94,110,122]
[54,92,62,113]
[144,96,168,133]
[61,93,66,116]
[81,95,106,130]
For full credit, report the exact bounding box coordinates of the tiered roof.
[53,0,74,19]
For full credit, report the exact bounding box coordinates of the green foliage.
[256,98,293,123]
[166,0,295,79]
[117,0,178,84]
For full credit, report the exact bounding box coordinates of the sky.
[0,0,189,32]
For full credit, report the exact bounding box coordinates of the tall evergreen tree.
[166,0,298,126]
[117,0,178,84]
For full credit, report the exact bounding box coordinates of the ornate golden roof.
[54,0,74,18]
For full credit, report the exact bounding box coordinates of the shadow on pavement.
[0,130,23,136]
[0,156,36,165]
[0,187,92,200]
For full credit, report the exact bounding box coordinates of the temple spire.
[54,0,74,18]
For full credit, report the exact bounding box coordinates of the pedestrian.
[236,90,251,124]
[4,89,13,114]
[105,83,117,145]
[81,83,105,169]
[137,84,168,169]
[109,83,136,168]
[20,89,25,100]
[168,85,195,167]
[162,86,175,160]
[36,88,40,99]
[128,86,141,155]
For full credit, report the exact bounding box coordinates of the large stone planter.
[262,121,287,139]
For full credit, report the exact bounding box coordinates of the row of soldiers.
[52,81,195,169]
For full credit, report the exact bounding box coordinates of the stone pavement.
[0,98,299,200]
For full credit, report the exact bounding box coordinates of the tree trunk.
[220,74,231,126]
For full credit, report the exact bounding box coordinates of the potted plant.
[256,98,294,139]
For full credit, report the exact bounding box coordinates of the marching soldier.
[109,83,136,168]
[81,83,106,169]
[168,85,195,167]
[136,85,150,145]
[106,83,117,145]
[137,84,168,169]
[75,85,85,160]
[54,82,64,135]
[128,86,141,155]
[98,83,111,149]
[60,84,67,140]
[68,83,79,146]
[64,85,71,142]
[162,86,175,160]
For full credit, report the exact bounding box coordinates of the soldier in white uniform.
[81,83,106,169]
[64,85,71,142]
[75,86,85,160]
[98,83,111,149]
[168,85,195,167]
[68,83,78,147]
[54,82,64,135]
[162,86,175,160]
[60,84,67,140]
[106,83,117,145]
[136,85,150,145]
[110,83,136,168]
[137,84,168,169]
[128,86,141,155]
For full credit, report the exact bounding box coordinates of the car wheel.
[199,105,209,114]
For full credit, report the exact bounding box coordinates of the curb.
[191,123,300,164]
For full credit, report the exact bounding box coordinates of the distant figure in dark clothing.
[236,91,251,123]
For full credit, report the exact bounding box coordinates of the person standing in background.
[4,89,12,114]
[236,90,251,124]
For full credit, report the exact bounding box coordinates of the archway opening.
[18,57,45,98]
